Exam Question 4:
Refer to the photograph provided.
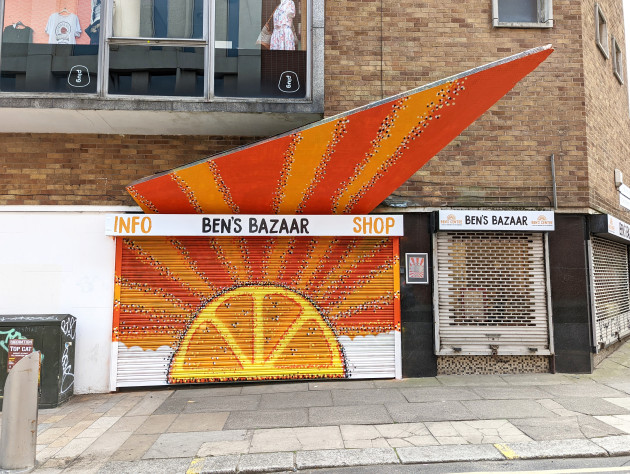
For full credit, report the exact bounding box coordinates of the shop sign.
[438,210,554,231]
[405,253,429,284]
[106,214,404,237]
[7,338,33,372]
[607,215,630,243]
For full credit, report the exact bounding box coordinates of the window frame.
[0,0,314,102]
[492,0,553,29]
[612,35,624,84]
[595,3,609,59]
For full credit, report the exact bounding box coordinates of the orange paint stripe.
[174,165,235,214]
[277,120,344,213]
[333,88,438,212]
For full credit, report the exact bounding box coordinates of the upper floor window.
[492,0,553,28]
[0,0,309,99]
[595,3,609,58]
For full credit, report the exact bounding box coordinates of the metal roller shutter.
[436,232,551,355]
[591,237,630,348]
[113,236,400,386]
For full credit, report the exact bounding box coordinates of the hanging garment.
[270,0,296,51]
[2,24,34,43]
[45,12,81,44]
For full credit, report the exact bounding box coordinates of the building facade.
[0,0,629,393]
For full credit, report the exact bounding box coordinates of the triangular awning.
[127,45,553,215]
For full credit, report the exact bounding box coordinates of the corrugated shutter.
[591,237,630,348]
[436,232,550,355]
[114,236,399,387]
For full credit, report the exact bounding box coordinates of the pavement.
[8,340,630,473]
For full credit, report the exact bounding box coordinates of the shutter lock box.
[0,314,76,409]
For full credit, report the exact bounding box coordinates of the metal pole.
[0,351,40,472]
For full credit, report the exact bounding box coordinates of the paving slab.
[592,434,630,456]
[499,374,576,385]
[249,426,343,453]
[135,414,177,434]
[237,452,294,473]
[396,443,504,464]
[309,380,376,391]
[182,395,261,413]
[510,415,625,440]
[553,397,630,416]
[143,430,247,459]
[332,388,407,406]
[595,414,630,434]
[386,401,475,422]
[539,383,627,398]
[170,386,244,398]
[373,378,442,388]
[97,457,194,474]
[125,391,174,416]
[259,390,332,409]
[240,382,310,394]
[461,399,556,419]
[296,447,398,469]
[224,409,309,429]
[309,405,393,426]
[109,434,159,461]
[167,412,229,432]
[437,375,509,386]
[471,386,551,400]
[499,438,608,459]
[400,387,481,403]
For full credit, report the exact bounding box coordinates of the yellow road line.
[494,443,520,460]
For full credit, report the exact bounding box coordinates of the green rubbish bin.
[0,314,76,409]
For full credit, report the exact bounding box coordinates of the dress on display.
[270,0,295,51]
[45,12,81,44]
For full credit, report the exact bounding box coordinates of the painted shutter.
[114,236,400,387]
[436,232,550,355]
[591,237,630,348]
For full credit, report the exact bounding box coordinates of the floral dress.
[270,0,296,50]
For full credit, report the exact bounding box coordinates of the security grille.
[436,232,550,355]
[591,237,630,348]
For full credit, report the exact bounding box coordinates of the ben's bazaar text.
[108,215,403,236]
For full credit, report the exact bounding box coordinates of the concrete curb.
[146,437,630,474]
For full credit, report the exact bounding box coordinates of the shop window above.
[0,0,311,100]
[595,3,609,59]
[612,36,624,84]
[492,0,553,28]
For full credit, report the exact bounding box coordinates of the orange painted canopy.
[128,45,553,215]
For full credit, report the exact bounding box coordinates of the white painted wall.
[0,208,133,393]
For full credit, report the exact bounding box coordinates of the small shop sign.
[7,338,33,372]
[106,214,404,237]
[438,210,554,231]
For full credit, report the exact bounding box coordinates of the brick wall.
[0,134,257,206]
[582,0,630,221]
[325,0,590,210]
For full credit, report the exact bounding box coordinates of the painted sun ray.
[208,237,247,285]
[319,248,396,310]
[127,45,553,215]
[174,165,235,214]
[175,238,239,291]
[311,239,389,302]
[124,238,212,302]
[305,238,359,296]
[118,280,197,313]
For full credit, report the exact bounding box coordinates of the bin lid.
[0,314,75,325]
